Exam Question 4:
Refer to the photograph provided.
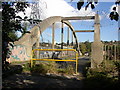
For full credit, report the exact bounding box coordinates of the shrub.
[22,63,31,72]
[57,65,75,75]
[30,64,48,74]
[21,61,76,75]
[30,61,58,74]
[84,60,120,88]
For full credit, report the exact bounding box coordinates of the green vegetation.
[57,65,74,75]
[79,41,91,56]
[83,60,120,88]
[2,2,30,41]
[103,41,120,60]
[79,43,87,55]
[30,61,57,74]
[2,1,31,67]
[21,61,75,75]
[78,40,119,57]
[11,61,30,65]
[76,0,119,21]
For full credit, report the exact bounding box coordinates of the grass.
[11,61,30,65]
[21,61,75,75]
[83,60,120,88]
[57,65,75,75]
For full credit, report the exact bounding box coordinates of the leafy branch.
[76,0,120,21]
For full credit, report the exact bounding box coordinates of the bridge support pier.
[36,38,40,59]
[35,28,40,59]
[91,13,103,68]
[91,42,103,68]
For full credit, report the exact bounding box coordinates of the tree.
[2,2,30,65]
[2,2,30,41]
[79,43,87,55]
[76,0,120,21]
[84,41,91,55]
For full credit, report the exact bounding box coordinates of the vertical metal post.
[67,27,69,54]
[76,52,78,74]
[71,31,73,46]
[67,27,70,46]
[61,22,64,49]
[30,50,33,67]
[52,23,55,49]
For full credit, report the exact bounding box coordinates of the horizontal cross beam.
[75,30,94,32]
[62,16,95,20]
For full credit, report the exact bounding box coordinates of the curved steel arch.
[62,21,81,54]
[37,16,80,54]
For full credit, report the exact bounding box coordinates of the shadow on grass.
[83,73,120,89]
[82,60,120,89]
[2,64,23,78]
[2,62,83,89]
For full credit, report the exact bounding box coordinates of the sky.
[17,0,119,43]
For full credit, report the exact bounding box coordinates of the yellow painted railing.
[30,49,78,74]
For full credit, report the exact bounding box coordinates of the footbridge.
[11,13,103,69]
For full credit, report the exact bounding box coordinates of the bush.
[30,61,57,74]
[30,64,48,74]
[21,61,76,75]
[22,63,31,72]
[83,60,120,88]
[113,60,120,81]
[57,65,75,75]
[84,73,114,88]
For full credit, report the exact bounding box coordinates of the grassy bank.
[83,60,120,88]
[21,61,75,75]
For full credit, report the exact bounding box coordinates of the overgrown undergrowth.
[83,60,120,88]
[22,61,75,75]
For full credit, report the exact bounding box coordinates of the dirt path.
[2,57,89,89]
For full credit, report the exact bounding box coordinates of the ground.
[2,57,89,89]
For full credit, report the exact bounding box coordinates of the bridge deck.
[75,30,94,32]
[62,16,95,20]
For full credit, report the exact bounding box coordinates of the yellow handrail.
[30,49,78,74]
[32,49,77,52]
